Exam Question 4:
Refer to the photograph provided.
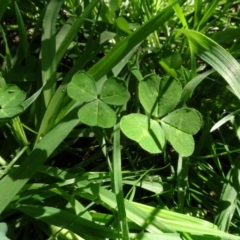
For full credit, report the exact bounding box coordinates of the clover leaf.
[0,85,26,119]
[120,113,165,153]
[78,100,116,128]
[67,71,130,128]
[120,73,202,156]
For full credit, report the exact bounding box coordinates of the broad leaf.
[162,108,202,134]
[120,113,165,153]
[0,222,10,240]
[78,100,116,128]
[0,85,25,118]
[161,122,195,157]
[139,74,182,118]
[67,71,97,102]
[100,77,130,105]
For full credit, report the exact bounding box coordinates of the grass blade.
[16,204,120,239]
[215,158,240,231]
[14,2,29,59]
[113,124,129,239]
[0,0,9,22]
[41,0,64,107]
[178,29,240,101]
[0,103,81,214]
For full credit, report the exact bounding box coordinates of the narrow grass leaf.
[14,2,29,58]
[0,102,81,214]
[215,159,240,231]
[82,184,175,233]
[211,28,240,44]
[197,0,219,31]
[113,124,129,240]
[21,83,46,110]
[88,0,186,79]
[178,29,240,101]
[16,204,120,239]
[210,109,240,132]
[177,69,214,108]
[41,0,64,107]
[55,0,98,65]
[0,0,9,22]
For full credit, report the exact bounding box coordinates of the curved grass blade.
[177,69,214,108]
[210,109,240,132]
[178,29,240,101]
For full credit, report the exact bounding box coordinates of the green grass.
[0,0,240,239]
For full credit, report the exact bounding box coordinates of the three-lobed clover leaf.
[120,74,202,157]
[0,85,26,119]
[67,71,130,128]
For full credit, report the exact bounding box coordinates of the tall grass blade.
[197,0,219,31]
[215,158,240,231]
[113,124,129,239]
[0,103,81,214]
[178,29,240,101]
[14,2,29,59]
[88,0,186,80]
[0,0,9,22]
[55,0,99,65]
[41,0,64,107]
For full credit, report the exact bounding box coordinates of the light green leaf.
[67,71,97,102]
[161,122,194,157]
[0,106,24,119]
[78,100,116,128]
[162,108,202,134]
[0,85,25,118]
[0,85,25,108]
[139,74,182,118]
[100,77,130,105]
[116,17,131,35]
[120,113,165,153]
[0,222,10,240]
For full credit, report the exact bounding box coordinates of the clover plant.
[67,71,130,128]
[120,74,202,157]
